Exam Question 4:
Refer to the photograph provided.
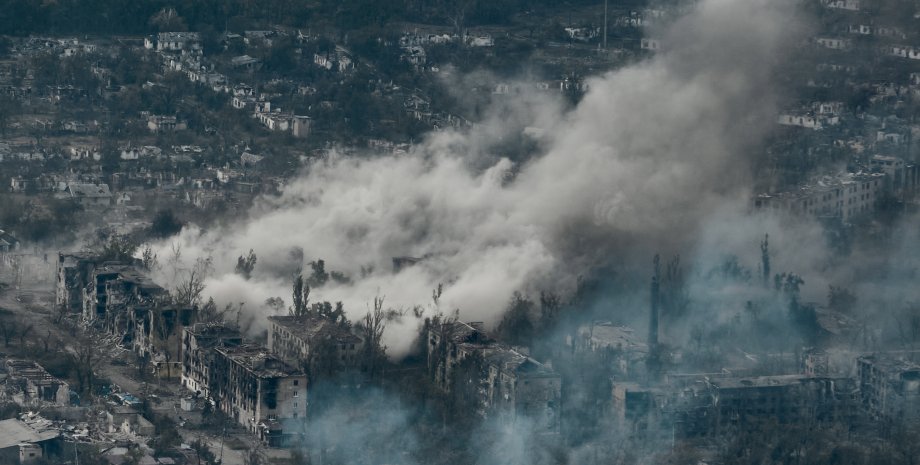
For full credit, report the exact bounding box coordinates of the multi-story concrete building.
[483,346,562,433]
[266,315,363,368]
[427,321,562,433]
[612,373,858,439]
[55,253,98,314]
[181,323,243,397]
[82,264,168,335]
[131,304,198,379]
[754,171,887,221]
[857,354,920,421]
[210,343,307,446]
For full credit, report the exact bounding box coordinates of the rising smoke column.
[153,0,805,356]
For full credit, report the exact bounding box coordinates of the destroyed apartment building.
[611,372,859,440]
[80,263,167,329]
[2,360,71,407]
[55,253,99,314]
[57,254,199,376]
[208,343,307,446]
[267,315,364,368]
[131,303,199,379]
[857,353,920,421]
[427,321,562,433]
[181,322,244,397]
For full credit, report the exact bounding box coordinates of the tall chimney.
[649,254,660,348]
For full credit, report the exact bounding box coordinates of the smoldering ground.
[149,0,809,359]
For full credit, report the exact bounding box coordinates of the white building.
[641,38,662,51]
[822,0,859,10]
[816,37,850,50]
[754,172,887,221]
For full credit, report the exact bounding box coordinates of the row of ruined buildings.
[754,154,920,221]
[570,309,920,442]
[607,350,920,441]
[54,251,567,445]
[54,252,312,444]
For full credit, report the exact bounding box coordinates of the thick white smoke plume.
[153,0,804,356]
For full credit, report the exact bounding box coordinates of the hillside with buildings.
[1,0,920,464]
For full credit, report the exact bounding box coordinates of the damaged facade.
[857,353,920,421]
[0,417,60,464]
[208,343,307,446]
[181,322,243,397]
[428,321,562,433]
[57,255,198,377]
[55,253,98,314]
[611,373,859,439]
[267,315,363,368]
[132,304,198,378]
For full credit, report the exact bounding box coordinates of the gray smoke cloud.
[151,0,806,357]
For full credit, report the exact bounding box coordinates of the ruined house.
[0,417,60,464]
[3,360,70,407]
[427,321,562,433]
[0,229,19,253]
[181,323,243,397]
[266,315,363,369]
[105,406,155,437]
[209,343,307,446]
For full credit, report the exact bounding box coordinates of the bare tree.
[174,257,212,307]
[70,331,106,395]
[360,296,387,380]
[17,323,33,347]
[234,249,257,280]
[439,0,475,36]
[198,297,227,324]
[0,319,15,347]
[141,245,159,272]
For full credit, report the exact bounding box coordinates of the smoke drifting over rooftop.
[152,0,806,356]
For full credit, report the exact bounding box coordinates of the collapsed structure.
[857,353,920,421]
[2,360,71,407]
[427,321,562,433]
[56,256,198,378]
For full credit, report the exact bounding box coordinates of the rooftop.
[579,322,648,354]
[268,315,362,344]
[215,343,303,378]
[5,360,66,385]
[66,183,111,198]
[0,418,59,449]
[709,374,811,390]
